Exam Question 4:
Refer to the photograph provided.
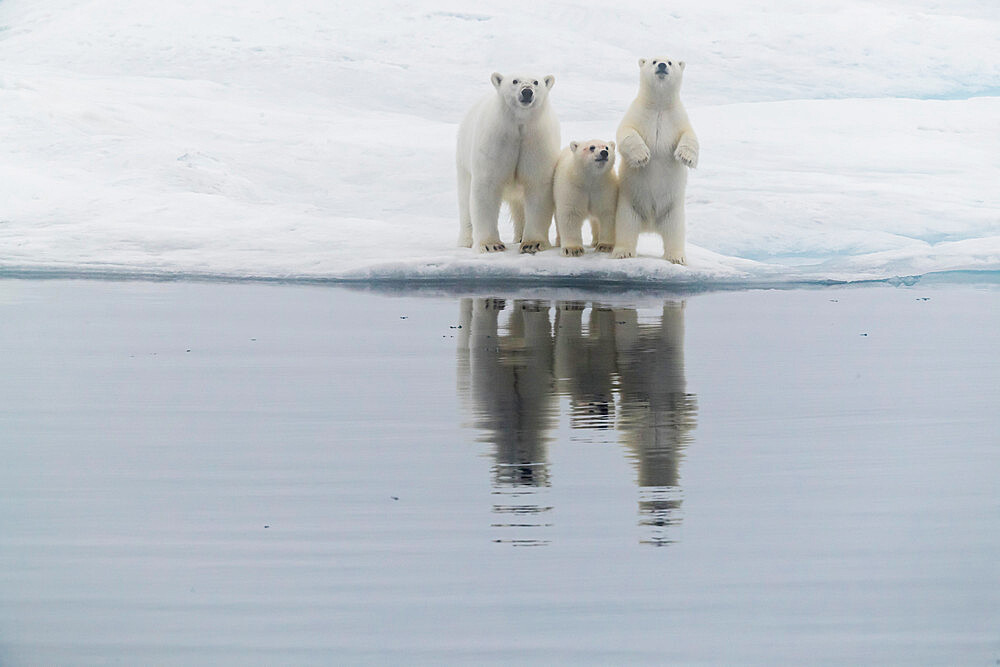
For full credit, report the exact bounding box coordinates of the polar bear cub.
[613,58,699,264]
[553,140,618,256]
[456,72,561,253]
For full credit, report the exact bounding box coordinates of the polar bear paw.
[477,240,506,253]
[561,245,585,257]
[666,254,687,265]
[612,248,635,259]
[674,145,698,168]
[594,243,614,253]
[519,240,546,254]
[625,145,650,169]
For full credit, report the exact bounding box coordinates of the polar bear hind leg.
[593,205,616,253]
[508,196,525,244]
[457,167,473,247]
[659,201,686,265]
[588,219,601,248]
[519,182,555,254]
[611,198,641,259]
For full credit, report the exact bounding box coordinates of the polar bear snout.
[519,87,534,104]
[577,142,614,167]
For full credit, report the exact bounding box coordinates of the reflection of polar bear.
[457,298,556,487]
[456,73,560,254]
[553,303,617,427]
[553,141,618,256]
[614,302,697,543]
[457,297,698,546]
[613,58,699,264]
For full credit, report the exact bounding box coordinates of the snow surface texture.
[1,0,998,286]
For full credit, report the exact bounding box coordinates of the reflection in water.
[458,298,697,546]
[554,302,618,430]
[615,303,698,546]
[457,299,557,546]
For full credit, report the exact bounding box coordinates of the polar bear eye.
[651,60,658,65]
[512,79,519,85]
[589,145,595,151]
[668,61,672,66]
[533,80,538,85]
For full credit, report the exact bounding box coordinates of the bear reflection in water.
[457,297,697,546]
[457,299,557,546]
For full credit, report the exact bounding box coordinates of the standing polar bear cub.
[613,58,699,264]
[456,73,560,253]
[553,140,618,256]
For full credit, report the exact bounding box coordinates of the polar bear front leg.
[470,178,506,252]
[674,130,699,169]
[611,198,641,259]
[519,183,554,254]
[556,209,586,257]
[619,127,650,169]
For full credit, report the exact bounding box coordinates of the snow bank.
[1,0,997,285]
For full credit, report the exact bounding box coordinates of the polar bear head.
[637,57,685,94]
[569,139,616,174]
[490,72,555,113]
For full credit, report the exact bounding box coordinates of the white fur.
[553,140,619,257]
[613,58,699,264]
[456,72,561,254]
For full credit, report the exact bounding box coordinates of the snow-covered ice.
[1,0,998,284]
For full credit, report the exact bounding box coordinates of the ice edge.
[2,264,997,291]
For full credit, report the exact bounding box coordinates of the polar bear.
[553,140,618,256]
[613,58,699,264]
[456,72,561,253]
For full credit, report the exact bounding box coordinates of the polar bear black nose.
[657,62,667,71]
[599,149,608,159]
[520,88,533,102]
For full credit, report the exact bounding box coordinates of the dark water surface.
[1,279,997,664]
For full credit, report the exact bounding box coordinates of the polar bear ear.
[679,61,686,69]
[570,141,579,152]
[543,75,555,90]
[490,72,503,89]
[638,58,647,68]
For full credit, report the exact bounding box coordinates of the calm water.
[0,279,997,665]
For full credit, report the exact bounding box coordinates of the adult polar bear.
[613,58,699,264]
[457,73,560,253]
